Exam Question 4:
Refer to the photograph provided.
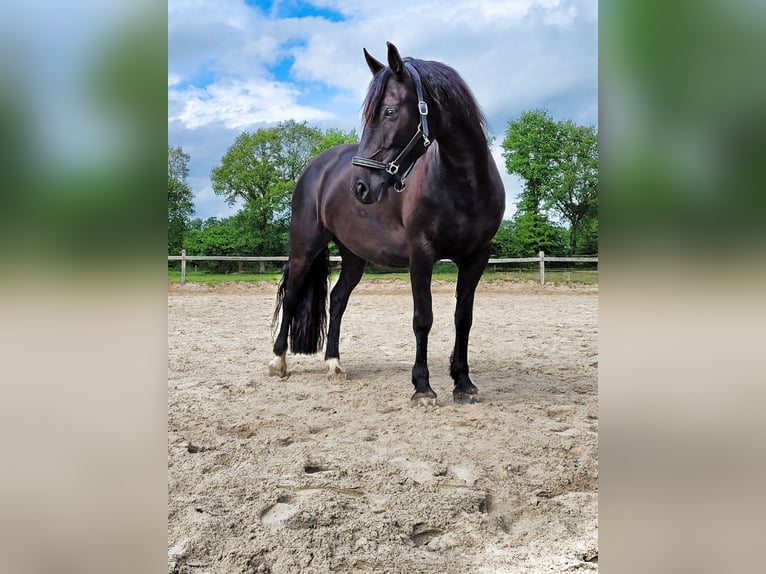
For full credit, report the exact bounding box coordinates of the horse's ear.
[386,41,404,79]
[363,48,384,76]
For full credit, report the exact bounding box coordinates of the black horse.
[269,42,505,405]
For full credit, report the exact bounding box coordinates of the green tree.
[182,216,254,272]
[575,215,598,255]
[546,122,598,255]
[168,145,194,254]
[491,220,518,257]
[211,125,295,233]
[501,110,561,255]
[491,215,566,258]
[234,205,289,255]
[511,211,566,256]
[183,217,246,255]
[502,110,559,212]
[502,110,598,255]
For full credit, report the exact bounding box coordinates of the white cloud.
[169,77,334,129]
[286,0,596,131]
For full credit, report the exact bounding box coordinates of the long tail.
[272,249,329,355]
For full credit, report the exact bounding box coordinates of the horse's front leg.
[409,252,436,406]
[450,245,492,403]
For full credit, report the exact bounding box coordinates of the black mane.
[361,57,488,141]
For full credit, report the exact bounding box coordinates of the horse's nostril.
[354,180,370,202]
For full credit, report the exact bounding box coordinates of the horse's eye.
[384,108,396,119]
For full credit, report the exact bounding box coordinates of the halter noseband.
[351,62,431,192]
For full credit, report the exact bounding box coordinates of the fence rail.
[169,250,597,285]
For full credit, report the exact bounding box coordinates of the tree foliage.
[183,216,248,256]
[576,215,598,255]
[168,145,194,254]
[312,128,359,155]
[503,110,559,212]
[510,211,567,256]
[502,110,598,255]
[545,121,598,254]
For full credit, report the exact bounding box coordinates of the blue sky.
[168,0,598,221]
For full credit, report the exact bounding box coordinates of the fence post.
[538,250,545,285]
[180,250,186,285]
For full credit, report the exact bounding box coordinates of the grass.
[168,269,283,285]
[168,267,598,285]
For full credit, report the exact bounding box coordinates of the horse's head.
[351,42,431,204]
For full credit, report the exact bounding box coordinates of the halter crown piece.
[352,62,431,192]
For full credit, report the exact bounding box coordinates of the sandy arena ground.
[168,278,598,573]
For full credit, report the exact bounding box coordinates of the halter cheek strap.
[351,62,431,192]
[408,63,430,145]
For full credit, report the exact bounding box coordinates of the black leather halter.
[351,62,431,192]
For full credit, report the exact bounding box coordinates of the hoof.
[325,358,346,381]
[410,389,438,407]
[453,379,479,404]
[267,355,289,379]
[453,390,479,404]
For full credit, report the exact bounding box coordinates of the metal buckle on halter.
[418,101,428,115]
[386,162,400,175]
[422,132,431,147]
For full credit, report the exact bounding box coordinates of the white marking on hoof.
[410,394,438,408]
[325,358,346,381]
[268,353,289,378]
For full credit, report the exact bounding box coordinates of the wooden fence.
[168,250,598,285]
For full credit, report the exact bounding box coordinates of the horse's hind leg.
[269,255,314,378]
[324,243,365,380]
[450,245,492,403]
[270,238,331,377]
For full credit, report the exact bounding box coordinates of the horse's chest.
[414,210,490,256]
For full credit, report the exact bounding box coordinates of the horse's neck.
[433,125,490,184]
